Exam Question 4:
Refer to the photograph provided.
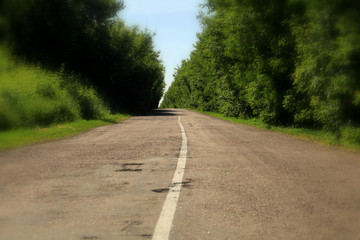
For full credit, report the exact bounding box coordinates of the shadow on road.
[139,109,181,117]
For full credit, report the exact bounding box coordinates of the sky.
[119,0,204,91]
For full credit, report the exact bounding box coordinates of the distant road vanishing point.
[1,109,360,239]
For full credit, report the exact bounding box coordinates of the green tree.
[162,0,360,136]
[0,0,165,113]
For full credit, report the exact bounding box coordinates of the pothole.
[141,234,152,238]
[152,188,170,193]
[171,178,193,188]
[115,169,142,172]
[122,163,144,167]
[115,163,144,172]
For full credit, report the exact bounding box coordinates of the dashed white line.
[152,116,188,240]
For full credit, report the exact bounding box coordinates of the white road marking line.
[152,116,188,240]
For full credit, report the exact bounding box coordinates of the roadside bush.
[341,126,360,145]
[0,47,110,129]
[0,94,21,130]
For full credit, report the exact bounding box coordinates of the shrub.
[341,126,360,144]
[0,47,109,130]
[70,84,109,120]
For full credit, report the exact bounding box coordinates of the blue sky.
[119,0,204,91]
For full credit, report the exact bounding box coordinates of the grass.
[196,110,360,151]
[0,46,132,151]
[0,46,112,130]
[0,113,130,151]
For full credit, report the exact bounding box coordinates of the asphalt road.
[0,109,359,239]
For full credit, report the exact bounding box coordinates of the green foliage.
[198,110,360,151]
[106,23,165,112]
[289,1,360,132]
[341,126,360,145]
[162,0,360,137]
[0,47,109,130]
[0,0,165,113]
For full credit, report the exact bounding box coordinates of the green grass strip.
[0,114,130,151]
[195,110,360,152]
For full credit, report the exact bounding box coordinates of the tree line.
[0,0,165,113]
[161,0,360,137]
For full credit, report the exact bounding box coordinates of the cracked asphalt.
[0,109,359,239]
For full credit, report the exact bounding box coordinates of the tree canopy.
[161,0,360,134]
[0,0,165,113]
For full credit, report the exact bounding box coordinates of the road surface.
[0,109,359,239]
